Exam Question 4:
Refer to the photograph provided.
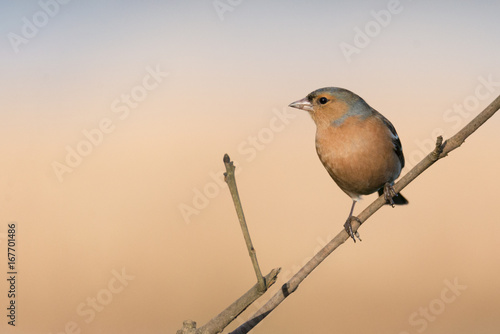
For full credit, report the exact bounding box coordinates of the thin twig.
[230,94,500,334]
[223,154,266,292]
[178,156,281,334]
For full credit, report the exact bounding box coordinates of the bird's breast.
[315,115,401,198]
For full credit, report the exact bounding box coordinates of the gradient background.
[1,1,500,333]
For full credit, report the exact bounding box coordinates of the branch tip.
[223,153,230,163]
[431,136,444,160]
[435,135,443,146]
[267,267,281,286]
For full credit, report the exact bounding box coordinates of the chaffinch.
[289,87,408,242]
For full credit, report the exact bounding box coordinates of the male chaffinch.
[289,87,408,242]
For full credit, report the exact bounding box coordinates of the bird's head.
[289,87,370,127]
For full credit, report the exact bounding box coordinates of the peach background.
[1,1,499,333]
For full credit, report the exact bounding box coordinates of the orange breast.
[315,115,401,199]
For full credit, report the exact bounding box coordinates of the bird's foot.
[383,183,397,207]
[344,216,362,243]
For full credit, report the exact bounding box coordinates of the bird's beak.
[289,97,313,112]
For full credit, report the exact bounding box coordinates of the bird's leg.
[383,183,397,207]
[344,200,362,242]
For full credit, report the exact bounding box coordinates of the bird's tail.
[378,189,409,205]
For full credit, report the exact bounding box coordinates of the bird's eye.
[318,97,328,105]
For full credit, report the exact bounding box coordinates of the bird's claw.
[383,183,397,207]
[344,216,362,243]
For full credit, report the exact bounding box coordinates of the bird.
[289,87,408,242]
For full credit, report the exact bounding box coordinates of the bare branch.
[223,154,266,292]
[177,156,281,334]
[230,94,500,333]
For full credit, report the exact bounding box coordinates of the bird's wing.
[379,114,405,169]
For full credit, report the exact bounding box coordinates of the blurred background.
[1,1,499,333]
